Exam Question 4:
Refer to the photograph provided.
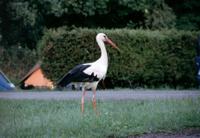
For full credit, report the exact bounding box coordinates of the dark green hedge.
[38,28,199,88]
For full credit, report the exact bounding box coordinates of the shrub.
[0,46,37,83]
[38,28,199,88]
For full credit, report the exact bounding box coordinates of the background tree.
[144,0,176,29]
[165,0,200,30]
[0,0,199,49]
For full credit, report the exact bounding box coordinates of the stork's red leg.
[81,90,86,113]
[92,89,97,113]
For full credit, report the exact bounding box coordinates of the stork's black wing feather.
[57,64,99,87]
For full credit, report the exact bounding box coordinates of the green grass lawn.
[0,98,200,138]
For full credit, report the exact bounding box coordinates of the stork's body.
[57,33,119,113]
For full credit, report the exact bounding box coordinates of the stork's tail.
[57,73,72,87]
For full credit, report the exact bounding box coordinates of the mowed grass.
[0,98,200,138]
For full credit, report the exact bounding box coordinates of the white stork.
[57,33,120,113]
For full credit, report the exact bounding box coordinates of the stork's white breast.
[83,62,107,80]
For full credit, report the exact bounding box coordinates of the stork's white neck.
[96,39,108,66]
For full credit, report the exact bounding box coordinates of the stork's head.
[96,33,120,51]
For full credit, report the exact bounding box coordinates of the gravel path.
[0,89,199,100]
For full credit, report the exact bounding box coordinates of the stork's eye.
[103,35,106,38]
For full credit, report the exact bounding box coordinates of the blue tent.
[0,70,15,91]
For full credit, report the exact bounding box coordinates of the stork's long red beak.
[106,38,120,52]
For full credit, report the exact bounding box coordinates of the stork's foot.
[81,90,86,113]
[81,102,84,113]
[95,110,100,116]
[92,99,100,115]
[92,99,96,110]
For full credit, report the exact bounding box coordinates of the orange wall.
[25,69,53,89]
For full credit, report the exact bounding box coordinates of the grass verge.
[0,98,200,138]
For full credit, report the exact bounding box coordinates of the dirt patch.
[130,128,200,138]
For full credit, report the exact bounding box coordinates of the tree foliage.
[0,46,37,83]
[165,0,200,30]
[0,0,199,49]
[0,0,179,49]
[144,0,176,29]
